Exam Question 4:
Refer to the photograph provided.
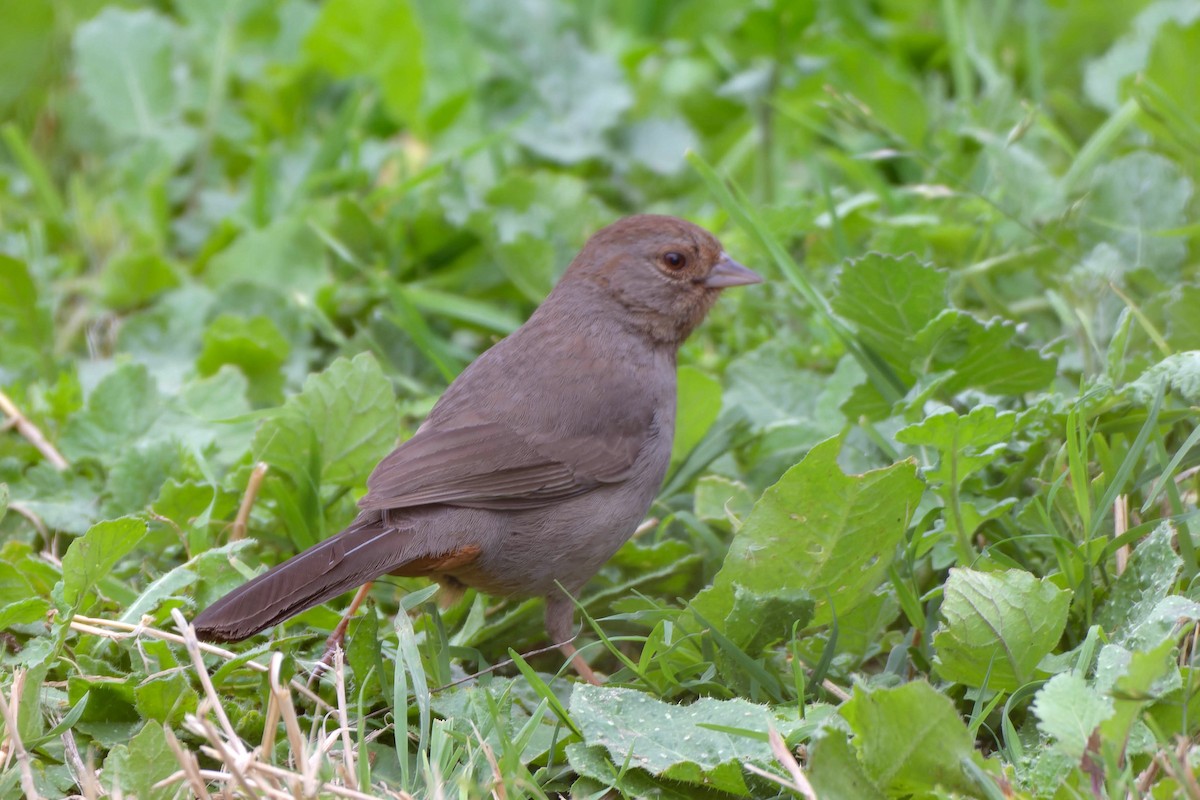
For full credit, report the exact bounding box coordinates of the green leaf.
[61,517,149,607]
[305,0,425,123]
[0,0,54,108]
[1165,285,1200,350]
[61,364,163,464]
[1129,352,1200,405]
[0,559,34,608]
[253,352,398,487]
[99,251,181,311]
[1143,20,1200,132]
[671,366,722,464]
[0,597,50,629]
[807,729,887,800]
[724,585,814,656]
[1031,673,1114,759]
[693,476,755,523]
[910,310,1058,396]
[896,405,1018,488]
[134,674,197,726]
[119,543,254,624]
[567,742,731,799]
[196,314,290,406]
[104,440,180,516]
[1096,638,1178,747]
[1081,152,1192,274]
[570,685,792,795]
[933,568,1071,690]
[832,253,948,377]
[0,255,53,376]
[840,681,989,796]
[205,217,327,294]
[101,721,178,800]
[73,8,191,150]
[1097,522,1190,648]
[693,436,923,628]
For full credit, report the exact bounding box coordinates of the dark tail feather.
[193,514,406,642]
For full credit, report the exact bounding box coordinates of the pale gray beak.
[702,253,763,288]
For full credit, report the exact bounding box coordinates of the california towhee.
[193,215,761,683]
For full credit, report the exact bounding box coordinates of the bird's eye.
[661,252,687,270]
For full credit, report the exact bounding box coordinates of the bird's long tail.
[193,514,411,643]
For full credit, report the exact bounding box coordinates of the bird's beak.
[702,253,763,288]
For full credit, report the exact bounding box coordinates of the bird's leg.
[545,590,603,685]
[311,581,373,681]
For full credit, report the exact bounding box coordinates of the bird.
[193,214,762,683]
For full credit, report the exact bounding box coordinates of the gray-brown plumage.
[192,215,761,682]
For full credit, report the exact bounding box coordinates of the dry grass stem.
[0,388,69,470]
[69,613,329,709]
[0,669,41,800]
[821,678,851,702]
[61,728,100,800]
[1114,494,1129,575]
[162,726,214,799]
[334,649,359,790]
[231,461,269,541]
[767,725,817,799]
[469,720,506,800]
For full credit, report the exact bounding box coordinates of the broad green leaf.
[1129,352,1200,406]
[1165,286,1200,350]
[253,352,398,487]
[134,674,197,726]
[692,436,923,628]
[61,517,149,606]
[570,685,792,795]
[1083,1,1200,110]
[1143,20,1200,129]
[841,681,989,796]
[566,743,730,799]
[1096,638,1178,749]
[896,405,1018,488]
[0,554,36,609]
[101,721,177,800]
[0,255,53,376]
[205,216,327,294]
[61,364,163,464]
[73,8,190,150]
[511,39,632,164]
[1096,523,1198,649]
[0,0,54,108]
[672,366,722,464]
[832,253,948,376]
[724,585,814,655]
[13,466,102,536]
[1081,152,1192,274]
[807,729,887,800]
[0,598,50,629]
[693,476,755,523]
[99,251,180,312]
[911,310,1057,396]
[104,440,180,516]
[723,341,845,432]
[305,0,425,123]
[933,568,1071,690]
[196,314,290,406]
[1032,673,1114,759]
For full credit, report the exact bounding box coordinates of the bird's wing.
[357,420,646,512]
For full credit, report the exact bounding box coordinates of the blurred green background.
[3,0,1200,798]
